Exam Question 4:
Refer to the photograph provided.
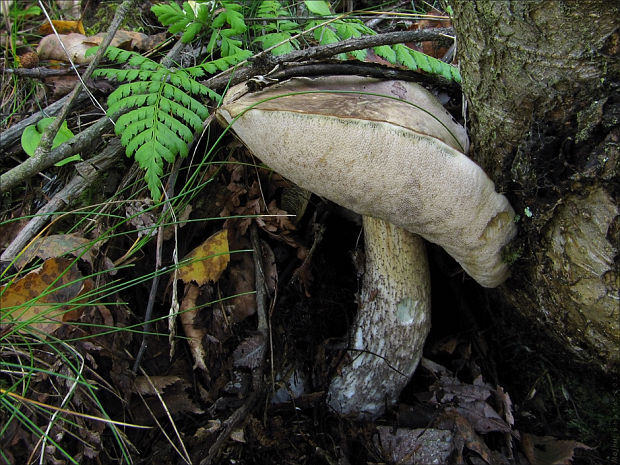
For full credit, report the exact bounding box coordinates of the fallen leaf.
[231,428,246,443]
[37,33,93,64]
[125,198,158,237]
[133,375,185,395]
[13,233,100,269]
[232,335,265,369]
[522,434,592,465]
[375,426,453,465]
[44,75,78,98]
[88,30,167,51]
[131,375,203,423]
[179,283,207,371]
[177,230,230,286]
[39,19,85,35]
[0,257,90,336]
[435,409,494,464]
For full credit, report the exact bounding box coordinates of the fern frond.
[373,44,396,63]
[151,2,185,27]
[187,50,252,77]
[213,3,247,34]
[392,44,461,83]
[94,46,216,199]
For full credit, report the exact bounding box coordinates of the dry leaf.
[231,428,246,443]
[131,375,203,423]
[88,30,167,51]
[133,375,184,395]
[39,19,85,35]
[179,283,207,371]
[522,434,592,465]
[0,257,90,336]
[177,230,230,286]
[375,427,453,465]
[37,33,93,64]
[435,409,494,464]
[44,75,78,98]
[232,335,265,369]
[14,233,100,269]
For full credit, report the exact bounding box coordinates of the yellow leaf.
[0,258,90,336]
[39,19,85,35]
[177,230,230,285]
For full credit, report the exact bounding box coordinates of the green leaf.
[182,21,204,43]
[21,118,81,166]
[212,3,247,34]
[305,1,332,16]
[374,45,396,63]
[151,2,185,26]
[253,32,296,55]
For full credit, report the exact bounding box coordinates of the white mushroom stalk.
[216,76,517,418]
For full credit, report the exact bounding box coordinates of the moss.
[501,243,523,265]
[82,0,151,35]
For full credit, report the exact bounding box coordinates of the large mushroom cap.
[218,76,517,287]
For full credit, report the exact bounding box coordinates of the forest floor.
[1,1,617,464]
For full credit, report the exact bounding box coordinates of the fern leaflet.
[93,47,218,199]
[302,0,461,83]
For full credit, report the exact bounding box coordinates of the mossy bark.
[448,0,619,371]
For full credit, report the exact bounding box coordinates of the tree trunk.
[448,0,619,372]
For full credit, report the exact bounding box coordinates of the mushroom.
[216,76,517,418]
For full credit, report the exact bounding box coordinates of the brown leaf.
[131,375,203,423]
[39,19,85,35]
[179,283,207,370]
[88,30,167,51]
[13,233,100,269]
[375,426,454,465]
[522,434,592,465]
[44,75,78,98]
[37,33,94,64]
[435,409,494,464]
[0,257,90,336]
[226,250,256,322]
[454,400,511,434]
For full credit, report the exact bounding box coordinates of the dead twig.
[0,139,124,266]
[205,27,455,90]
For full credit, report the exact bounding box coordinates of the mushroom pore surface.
[217,76,517,287]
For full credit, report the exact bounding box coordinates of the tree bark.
[448,0,619,372]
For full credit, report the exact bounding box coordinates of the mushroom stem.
[327,216,431,418]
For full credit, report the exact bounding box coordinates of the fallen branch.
[0,113,117,193]
[0,139,124,264]
[206,27,455,90]
[0,91,89,160]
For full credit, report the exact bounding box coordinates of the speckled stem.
[327,217,431,418]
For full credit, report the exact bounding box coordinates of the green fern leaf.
[182,21,203,43]
[213,3,247,34]
[188,50,252,77]
[392,44,462,83]
[253,32,296,55]
[151,2,185,26]
[305,0,331,16]
[94,46,217,199]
